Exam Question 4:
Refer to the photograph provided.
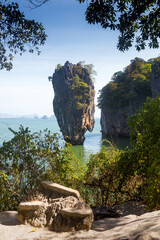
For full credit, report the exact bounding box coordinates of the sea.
[0,117,129,161]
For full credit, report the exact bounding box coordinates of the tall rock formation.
[100,97,148,138]
[99,58,153,138]
[151,59,160,98]
[52,61,95,145]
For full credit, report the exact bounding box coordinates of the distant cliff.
[98,57,160,138]
[151,58,160,97]
[51,61,95,145]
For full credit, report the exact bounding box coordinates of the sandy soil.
[0,202,160,240]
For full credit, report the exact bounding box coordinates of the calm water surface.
[0,117,129,161]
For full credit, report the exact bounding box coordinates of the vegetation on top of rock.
[76,61,97,80]
[69,74,89,110]
[52,61,95,145]
[97,57,159,112]
[55,63,63,72]
[52,61,95,111]
[69,62,95,110]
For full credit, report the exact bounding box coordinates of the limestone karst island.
[51,61,95,145]
[98,57,160,137]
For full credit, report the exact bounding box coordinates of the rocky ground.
[1,201,160,240]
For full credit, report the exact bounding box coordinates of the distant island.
[0,113,56,119]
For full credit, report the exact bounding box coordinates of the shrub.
[0,125,82,211]
[82,142,121,206]
[98,57,152,112]
[128,96,160,208]
[116,96,160,208]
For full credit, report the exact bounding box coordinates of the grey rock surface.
[52,61,95,145]
[100,58,160,138]
[53,208,93,232]
[101,97,148,138]
[151,60,160,98]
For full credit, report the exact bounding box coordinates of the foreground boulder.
[18,181,93,232]
[51,61,95,145]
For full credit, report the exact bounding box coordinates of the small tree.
[0,125,82,211]
[83,143,121,206]
[118,96,160,208]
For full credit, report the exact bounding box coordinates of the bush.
[128,96,160,208]
[117,96,160,208]
[82,142,121,206]
[0,125,82,211]
[83,96,160,209]
[98,57,152,112]
[2,94,160,211]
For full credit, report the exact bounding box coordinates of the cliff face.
[52,61,95,145]
[151,60,160,98]
[99,58,153,138]
[101,97,148,138]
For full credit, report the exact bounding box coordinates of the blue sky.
[0,0,159,117]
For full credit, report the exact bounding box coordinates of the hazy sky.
[0,0,159,117]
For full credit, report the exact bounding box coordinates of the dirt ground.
[0,201,160,240]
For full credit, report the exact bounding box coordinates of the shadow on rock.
[0,211,21,226]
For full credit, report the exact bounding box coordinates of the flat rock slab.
[18,201,45,211]
[53,207,94,232]
[61,208,93,217]
[41,181,80,199]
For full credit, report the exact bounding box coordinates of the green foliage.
[0,1,47,70]
[56,64,62,71]
[68,62,95,110]
[77,61,97,80]
[98,57,152,112]
[17,0,160,52]
[81,95,160,209]
[2,96,160,210]
[117,96,160,208]
[81,142,140,207]
[78,0,160,51]
[83,143,121,206]
[48,76,52,82]
[69,74,90,110]
[0,125,82,211]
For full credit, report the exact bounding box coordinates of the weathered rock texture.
[18,181,93,232]
[100,58,160,138]
[52,61,95,145]
[101,97,148,138]
[151,60,160,98]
